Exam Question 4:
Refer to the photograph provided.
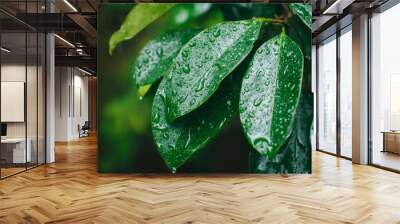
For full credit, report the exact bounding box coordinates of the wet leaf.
[249,92,313,173]
[109,3,176,55]
[151,73,241,172]
[165,19,263,122]
[240,33,304,159]
[134,29,199,86]
[287,14,312,91]
[138,84,152,98]
[289,3,312,29]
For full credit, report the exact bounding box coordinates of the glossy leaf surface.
[152,73,241,172]
[240,33,303,159]
[165,19,263,122]
[249,92,313,173]
[289,3,312,29]
[134,29,199,86]
[109,3,176,55]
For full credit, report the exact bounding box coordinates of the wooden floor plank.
[1,135,400,223]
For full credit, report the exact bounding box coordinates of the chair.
[78,121,90,138]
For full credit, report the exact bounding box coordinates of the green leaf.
[289,3,312,29]
[137,84,152,98]
[152,72,241,172]
[109,3,176,55]
[239,33,304,159]
[165,19,263,122]
[133,29,199,86]
[287,14,312,91]
[249,92,313,173]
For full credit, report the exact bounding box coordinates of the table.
[381,131,400,154]
[1,138,31,163]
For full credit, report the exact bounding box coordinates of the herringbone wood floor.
[1,135,400,224]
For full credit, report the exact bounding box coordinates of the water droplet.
[253,98,262,106]
[182,49,189,58]
[182,64,190,74]
[219,118,226,128]
[176,81,183,87]
[189,41,196,47]
[178,94,187,103]
[185,128,191,148]
[139,96,144,100]
[226,100,231,106]
[153,113,160,123]
[156,47,163,57]
[212,29,220,37]
[195,79,204,92]
[143,57,149,64]
[254,137,269,152]
[171,167,177,174]
[189,99,196,107]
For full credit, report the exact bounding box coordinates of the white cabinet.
[1,138,32,163]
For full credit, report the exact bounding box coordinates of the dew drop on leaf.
[189,41,196,47]
[178,94,187,103]
[156,47,163,57]
[182,49,189,58]
[195,79,205,92]
[153,113,160,123]
[182,64,191,73]
[212,29,221,37]
[163,132,169,138]
[254,137,269,152]
[253,98,262,106]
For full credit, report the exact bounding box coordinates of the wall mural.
[98,3,312,173]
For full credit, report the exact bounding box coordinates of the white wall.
[311,45,316,150]
[55,67,89,141]
[1,65,39,137]
[1,63,46,164]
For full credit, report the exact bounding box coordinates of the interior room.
[0,17,46,178]
[0,0,400,223]
[370,2,400,171]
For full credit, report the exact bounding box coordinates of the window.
[0,1,47,179]
[339,27,352,158]
[317,36,337,154]
[371,3,400,171]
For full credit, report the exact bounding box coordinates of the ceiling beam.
[55,55,96,71]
